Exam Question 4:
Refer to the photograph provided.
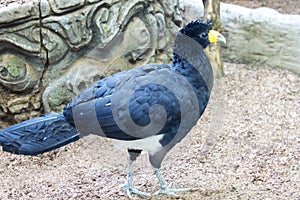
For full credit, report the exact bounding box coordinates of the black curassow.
[0,19,225,198]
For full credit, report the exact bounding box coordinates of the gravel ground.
[0,63,299,199]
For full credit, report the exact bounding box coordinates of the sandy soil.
[0,63,299,199]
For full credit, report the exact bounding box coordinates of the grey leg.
[123,151,151,199]
[153,168,190,196]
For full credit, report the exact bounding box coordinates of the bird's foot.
[123,184,151,199]
[154,183,190,196]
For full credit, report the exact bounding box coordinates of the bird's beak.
[208,30,226,45]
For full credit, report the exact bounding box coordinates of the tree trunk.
[203,0,224,77]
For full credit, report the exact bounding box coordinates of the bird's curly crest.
[180,19,212,35]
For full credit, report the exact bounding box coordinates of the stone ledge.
[0,1,39,25]
[221,3,300,74]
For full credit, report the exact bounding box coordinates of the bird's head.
[180,19,226,48]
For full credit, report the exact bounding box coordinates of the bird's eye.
[200,32,208,38]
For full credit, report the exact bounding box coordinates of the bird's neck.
[171,33,214,93]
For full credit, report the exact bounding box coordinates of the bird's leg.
[123,151,151,199]
[153,168,190,196]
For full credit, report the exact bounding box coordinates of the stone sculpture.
[0,0,183,124]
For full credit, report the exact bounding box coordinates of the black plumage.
[0,19,225,198]
[0,113,79,155]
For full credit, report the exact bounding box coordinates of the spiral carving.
[0,53,39,92]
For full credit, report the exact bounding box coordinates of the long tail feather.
[0,112,79,155]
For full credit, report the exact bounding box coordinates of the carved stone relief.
[0,0,183,125]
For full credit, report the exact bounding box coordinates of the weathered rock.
[0,53,41,91]
[13,113,29,122]
[7,95,29,105]
[0,106,5,118]
[0,1,39,25]
[180,0,204,25]
[8,103,29,114]
[0,86,44,123]
[220,3,300,74]
[4,94,42,116]
[42,58,106,112]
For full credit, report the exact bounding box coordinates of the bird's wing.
[63,63,199,145]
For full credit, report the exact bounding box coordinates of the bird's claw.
[154,183,190,196]
[123,184,151,199]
